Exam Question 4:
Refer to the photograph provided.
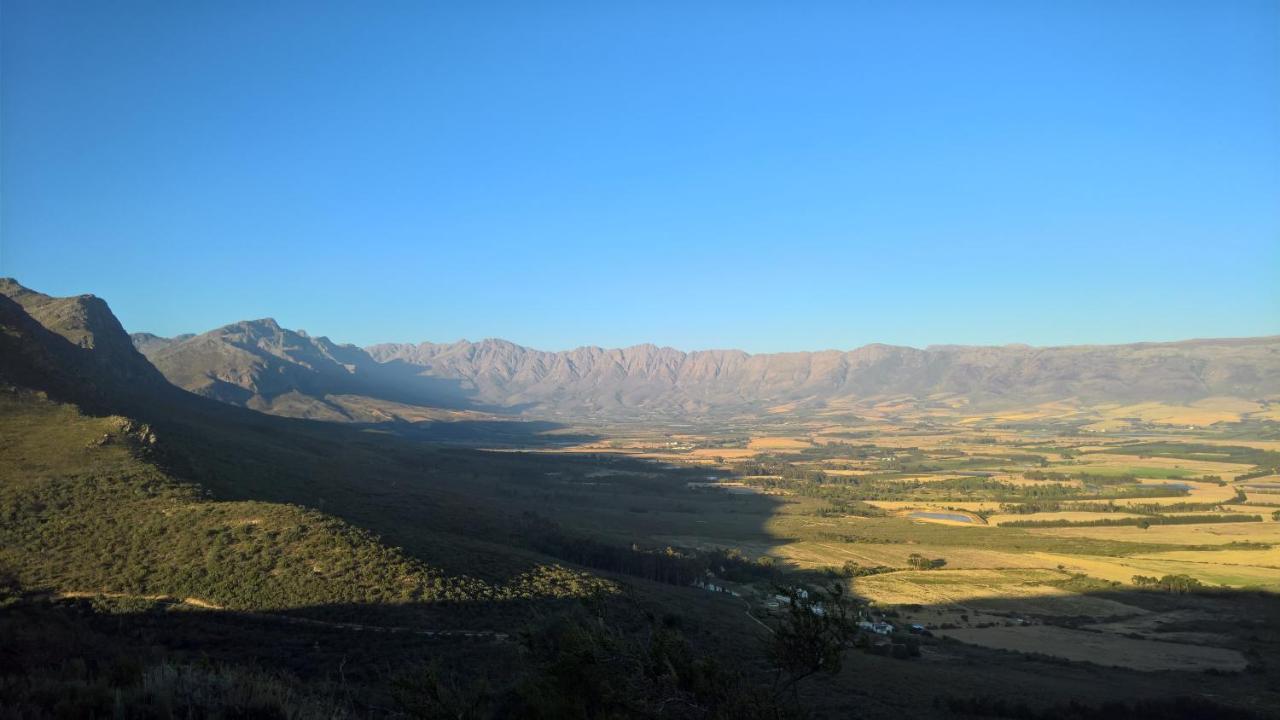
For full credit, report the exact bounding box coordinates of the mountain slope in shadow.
[0,280,614,619]
[132,316,484,422]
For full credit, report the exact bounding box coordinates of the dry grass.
[747,436,813,450]
[1078,397,1274,429]
[685,448,758,460]
[1031,551,1280,590]
[1070,452,1254,479]
[986,511,1147,526]
[774,541,1049,571]
[1167,438,1280,451]
[849,568,1141,617]
[1133,547,1280,569]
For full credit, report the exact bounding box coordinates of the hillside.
[0,280,612,616]
[0,281,684,716]
[370,336,1280,419]
[0,280,178,415]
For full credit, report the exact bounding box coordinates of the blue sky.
[3,1,1277,352]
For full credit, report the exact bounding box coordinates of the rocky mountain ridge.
[111,283,1277,421]
[364,335,1279,418]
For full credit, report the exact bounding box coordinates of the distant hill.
[129,331,194,355]
[367,336,1280,419]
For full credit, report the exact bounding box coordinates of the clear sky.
[3,1,1277,352]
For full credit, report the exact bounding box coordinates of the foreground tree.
[768,583,860,706]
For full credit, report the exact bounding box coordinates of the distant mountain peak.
[234,318,283,332]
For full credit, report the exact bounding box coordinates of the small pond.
[910,511,976,523]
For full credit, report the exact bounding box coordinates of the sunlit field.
[527,395,1280,678]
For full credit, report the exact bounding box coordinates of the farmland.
[498,397,1280,684]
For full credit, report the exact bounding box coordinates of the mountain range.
[117,298,1279,422]
[366,336,1280,418]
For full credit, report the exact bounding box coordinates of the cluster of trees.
[1130,574,1206,593]
[837,561,895,578]
[1108,441,1280,469]
[515,512,779,588]
[725,460,1205,505]
[767,474,1190,505]
[907,553,946,570]
[737,461,833,483]
[814,532,903,546]
[1001,514,1261,529]
[805,496,886,518]
[1000,479,1190,502]
[1124,492,1245,513]
[1023,470,1161,486]
[996,494,1243,515]
[1238,467,1280,481]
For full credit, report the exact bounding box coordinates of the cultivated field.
[532,396,1280,674]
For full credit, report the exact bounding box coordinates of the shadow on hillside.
[142,395,766,582]
[6,582,1277,720]
[0,575,761,704]
[363,358,514,414]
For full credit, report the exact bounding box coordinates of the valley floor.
[4,384,1279,718]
